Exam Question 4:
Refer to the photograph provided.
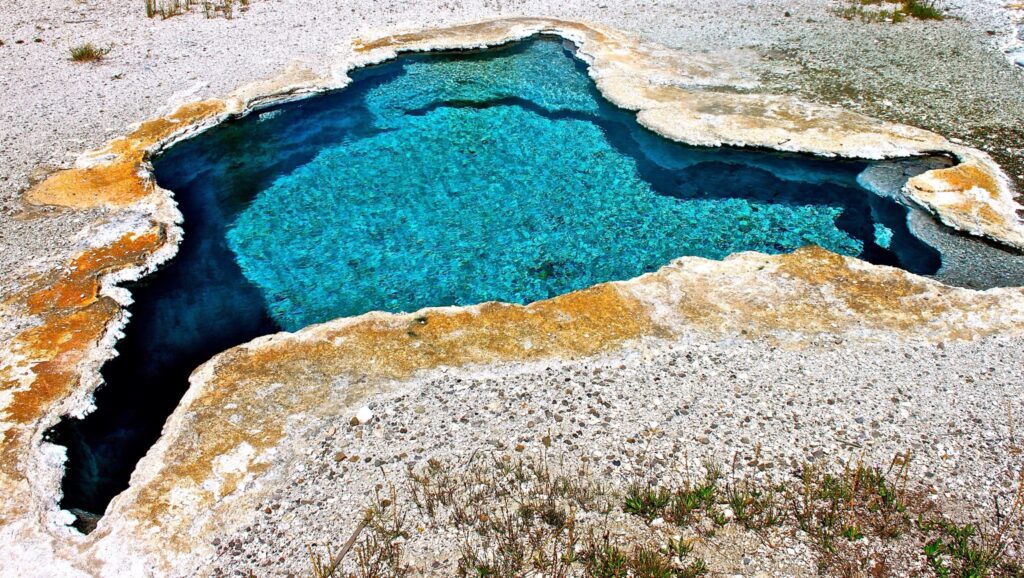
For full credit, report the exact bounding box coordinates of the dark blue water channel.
[49,37,942,529]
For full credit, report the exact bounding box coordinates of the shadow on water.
[48,36,953,531]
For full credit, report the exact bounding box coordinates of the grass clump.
[792,456,914,558]
[145,0,188,19]
[307,451,1024,576]
[902,0,945,20]
[144,0,249,19]
[309,487,412,578]
[624,485,672,520]
[69,43,110,63]
[918,473,1024,578]
[837,0,945,23]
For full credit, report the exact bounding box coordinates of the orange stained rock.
[911,163,1001,199]
[1,301,119,431]
[125,100,227,145]
[775,247,944,321]
[128,282,661,534]
[26,229,164,314]
[353,20,508,51]
[906,162,1019,243]
[25,100,226,208]
[238,281,660,386]
[1,230,165,523]
[24,160,152,209]
[0,299,120,523]
[656,246,1017,339]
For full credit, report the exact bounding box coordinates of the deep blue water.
[50,38,941,526]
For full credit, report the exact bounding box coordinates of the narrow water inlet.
[49,36,1008,532]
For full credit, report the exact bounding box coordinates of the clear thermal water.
[51,37,941,524]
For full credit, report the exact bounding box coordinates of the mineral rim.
[1,18,1023,577]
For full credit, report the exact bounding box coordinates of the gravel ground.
[2,1,1024,575]
[758,1,1024,208]
[210,333,1024,576]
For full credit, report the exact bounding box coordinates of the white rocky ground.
[2,1,1024,576]
[210,333,1024,576]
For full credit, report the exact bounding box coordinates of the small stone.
[355,406,373,424]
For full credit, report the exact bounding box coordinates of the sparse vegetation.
[837,0,946,23]
[306,450,1023,576]
[69,43,110,63]
[309,487,411,578]
[902,0,945,20]
[144,0,251,19]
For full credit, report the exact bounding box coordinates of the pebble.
[354,406,373,424]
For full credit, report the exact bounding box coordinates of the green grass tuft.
[902,0,945,20]
[837,0,945,23]
[69,43,110,63]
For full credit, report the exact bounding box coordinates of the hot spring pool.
[51,37,946,526]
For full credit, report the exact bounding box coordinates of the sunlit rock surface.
[1,17,1023,577]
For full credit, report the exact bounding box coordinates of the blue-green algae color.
[52,37,941,526]
[224,38,937,330]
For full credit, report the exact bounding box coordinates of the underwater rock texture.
[351,19,1024,250]
[1,17,1023,577]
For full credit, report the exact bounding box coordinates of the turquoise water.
[52,37,941,526]
[227,39,937,330]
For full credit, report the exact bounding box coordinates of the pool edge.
[2,17,1024,577]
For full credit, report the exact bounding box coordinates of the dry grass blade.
[305,446,1024,576]
[308,515,369,578]
[144,0,251,19]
